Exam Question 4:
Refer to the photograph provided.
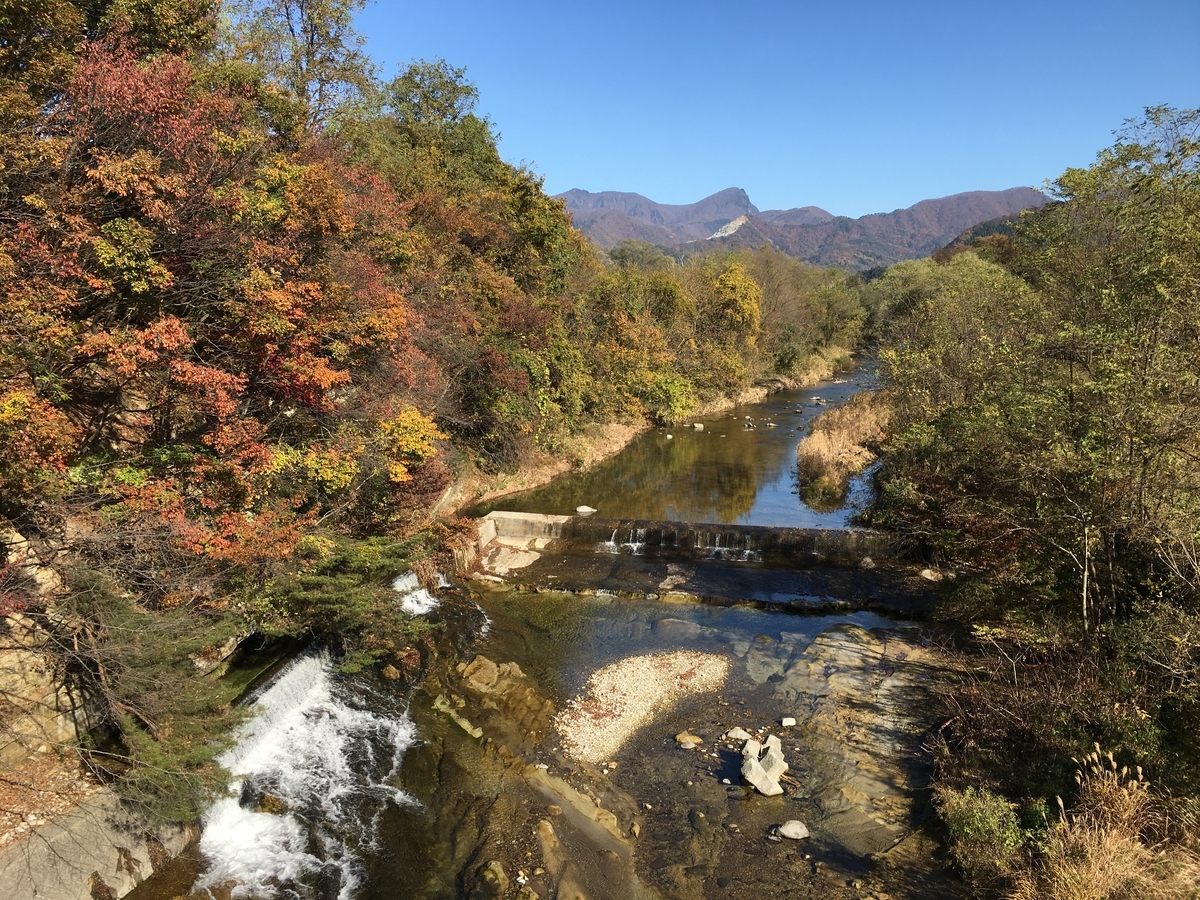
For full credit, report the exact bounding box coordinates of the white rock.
[920,568,943,582]
[576,505,597,515]
[725,726,753,742]
[693,423,704,431]
[741,755,783,796]
[666,434,673,439]
[761,744,788,782]
[781,717,797,728]
[778,820,810,840]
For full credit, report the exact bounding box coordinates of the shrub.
[937,785,1023,891]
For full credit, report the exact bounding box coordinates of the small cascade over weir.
[197,651,416,900]
[565,516,892,564]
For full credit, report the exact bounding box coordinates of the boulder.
[741,755,784,797]
[778,820,810,840]
[740,736,786,796]
[724,726,753,742]
[760,736,788,782]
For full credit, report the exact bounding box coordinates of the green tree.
[220,0,374,133]
[609,240,673,271]
[873,107,1200,794]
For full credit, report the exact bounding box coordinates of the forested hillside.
[866,107,1200,896]
[0,0,874,817]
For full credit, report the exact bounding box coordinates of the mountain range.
[557,186,1049,270]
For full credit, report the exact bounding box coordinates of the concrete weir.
[477,511,895,565]
[559,516,895,563]
[475,512,935,615]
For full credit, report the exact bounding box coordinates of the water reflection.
[470,372,874,527]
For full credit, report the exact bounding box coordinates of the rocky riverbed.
[374,583,963,900]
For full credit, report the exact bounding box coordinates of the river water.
[469,375,875,527]
[128,372,959,900]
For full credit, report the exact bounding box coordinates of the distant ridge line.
[557,186,1048,270]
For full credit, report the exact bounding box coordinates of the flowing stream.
[132,371,959,900]
[467,373,876,526]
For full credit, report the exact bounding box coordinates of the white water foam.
[198,652,416,899]
[391,571,439,615]
[596,528,648,555]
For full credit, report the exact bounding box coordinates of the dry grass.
[1010,748,1200,900]
[797,390,890,508]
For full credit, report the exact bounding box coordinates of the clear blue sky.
[356,0,1199,218]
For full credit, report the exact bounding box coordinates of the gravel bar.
[554,651,730,764]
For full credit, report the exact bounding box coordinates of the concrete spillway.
[560,516,895,563]
[481,511,894,561]
[476,512,936,617]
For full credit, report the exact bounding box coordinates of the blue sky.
[356,1,1199,218]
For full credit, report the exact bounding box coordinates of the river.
[127,372,960,900]
[468,374,875,527]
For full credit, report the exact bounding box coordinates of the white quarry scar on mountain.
[708,216,748,240]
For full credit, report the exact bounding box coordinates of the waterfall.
[596,528,620,554]
[197,651,416,899]
[596,527,649,555]
[392,571,439,616]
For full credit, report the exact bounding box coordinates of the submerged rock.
[433,694,483,739]
[472,860,509,897]
[463,655,500,692]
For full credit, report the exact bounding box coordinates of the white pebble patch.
[554,651,729,764]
